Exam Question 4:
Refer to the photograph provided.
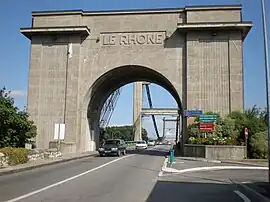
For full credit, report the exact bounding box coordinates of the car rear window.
[137,141,146,144]
[105,140,120,145]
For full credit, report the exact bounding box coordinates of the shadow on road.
[146,180,270,202]
[126,149,169,157]
[245,181,270,199]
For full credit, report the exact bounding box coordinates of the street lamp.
[260,0,270,182]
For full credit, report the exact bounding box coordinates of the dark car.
[98,139,126,157]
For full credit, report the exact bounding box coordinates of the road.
[0,145,266,202]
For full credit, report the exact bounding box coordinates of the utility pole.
[162,117,166,137]
[260,0,270,183]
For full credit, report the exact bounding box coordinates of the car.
[135,140,148,149]
[147,140,155,146]
[167,141,172,145]
[98,139,126,157]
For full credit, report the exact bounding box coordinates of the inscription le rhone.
[102,32,165,46]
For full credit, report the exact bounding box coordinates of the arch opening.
[81,65,183,152]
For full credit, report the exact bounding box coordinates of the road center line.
[234,190,251,202]
[4,154,136,202]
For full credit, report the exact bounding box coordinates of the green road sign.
[200,115,217,120]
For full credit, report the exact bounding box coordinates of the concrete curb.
[0,153,99,177]
[233,181,270,202]
[222,160,268,167]
[177,157,221,163]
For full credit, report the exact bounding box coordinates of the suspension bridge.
[99,82,180,141]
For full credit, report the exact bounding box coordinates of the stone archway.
[79,65,182,152]
[20,5,252,154]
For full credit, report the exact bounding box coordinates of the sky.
[0,0,269,138]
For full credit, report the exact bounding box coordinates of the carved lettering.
[147,33,155,44]
[120,35,128,45]
[101,32,165,46]
[129,34,136,45]
[156,33,164,44]
[109,35,116,45]
[103,35,110,45]
[137,35,146,44]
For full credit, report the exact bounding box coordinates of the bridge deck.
[141,108,179,115]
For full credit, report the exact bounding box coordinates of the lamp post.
[260,0,270,182]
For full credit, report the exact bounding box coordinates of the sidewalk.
[222,159,268,167]
[0,151,98,176]
[175,156,222,163]
[163,157,224,173]
[170,156,268,167]
[163,156,270,201]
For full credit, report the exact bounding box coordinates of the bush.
[0,87,37,148]
[188,136,235,145]
[250,131,268,159]
[0,147,29,165]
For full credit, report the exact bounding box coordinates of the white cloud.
[6,90,27,99]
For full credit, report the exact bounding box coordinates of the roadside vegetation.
[99,125,148,145]
[1,86,268,163]
[0,87,37,165]
[188,106,268,159]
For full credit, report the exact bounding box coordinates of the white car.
[147,140,155,146]
[135,140,148,149]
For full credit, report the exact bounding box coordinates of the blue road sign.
[184,110,203,117]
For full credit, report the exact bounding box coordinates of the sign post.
[54,123,65,152]
[169,149,175,165]
[245,127,248,159]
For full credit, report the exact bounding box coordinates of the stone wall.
[184,144,246,160]
[0,149,62,168]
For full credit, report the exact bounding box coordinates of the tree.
[250,131,268,159]
[142,128,148,141]
[100,125,148,143]
[0,87,37,148]
[221,117,236,137]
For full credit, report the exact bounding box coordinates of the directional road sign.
[199,119,217,123]
[200,114,217,119]
[184,110,203,117]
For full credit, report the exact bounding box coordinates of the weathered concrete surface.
[184,144,246,160]
[20,5,252,153]
[133,82,143,141]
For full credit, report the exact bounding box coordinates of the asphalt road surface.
[0,145,263,202]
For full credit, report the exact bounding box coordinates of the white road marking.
[162,166,268,174]
[242,181,251,184]
[158,170,163,177]
[158,157,168,177]
[234,190,251,202]
[4,154,136,202]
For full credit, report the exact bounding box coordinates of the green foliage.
[250,131,268,159]
[0,87,37,148]
[0,147,29,165]
[187,105,268,158]
[188,125,200,138]
[100,125,148,143]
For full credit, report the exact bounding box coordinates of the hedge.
[0,147,29,165]
[250,131,268,159]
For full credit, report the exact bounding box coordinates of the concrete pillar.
[133,82,143,141]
